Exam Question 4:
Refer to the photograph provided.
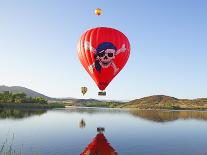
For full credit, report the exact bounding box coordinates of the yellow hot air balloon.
[95,8,102,16]
[81,87,88,96]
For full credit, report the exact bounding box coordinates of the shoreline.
[0,103,65,109]
[1,103,207,111]
[64,105,207,111]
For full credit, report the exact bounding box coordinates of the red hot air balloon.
[78,27,130,92]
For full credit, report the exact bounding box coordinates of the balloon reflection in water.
[81,127,118,155]
[79,118,86,128]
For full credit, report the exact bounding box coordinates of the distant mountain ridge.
[1,86,207,109]
[0,85,103,103]
[0,85,122,102]
[0,85,51,99]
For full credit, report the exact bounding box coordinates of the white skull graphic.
[86,41,126,75]
[97,49,116,68]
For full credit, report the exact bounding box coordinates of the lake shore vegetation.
[0,91,64,109]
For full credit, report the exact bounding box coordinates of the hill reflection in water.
[1,107,207,123]
[0,108,47,119]
[127,110,207,122]
[64,107,207,123]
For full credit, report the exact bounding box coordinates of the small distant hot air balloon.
[95,8,102,16]
[81,87,88,96]
[77,27,130,95]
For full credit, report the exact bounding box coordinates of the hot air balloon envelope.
[78,27,130,91]
[95,8,102,16]
[81,87,88,95]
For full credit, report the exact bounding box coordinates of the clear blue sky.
[0,0,207,100]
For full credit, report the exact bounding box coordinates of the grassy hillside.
[119,95,207,110]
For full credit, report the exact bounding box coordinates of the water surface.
[0,108,207,155]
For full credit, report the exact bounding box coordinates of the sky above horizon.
[0,0,207,100]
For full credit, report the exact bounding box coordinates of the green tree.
[0,92,47,104]
[33,97,47,104]
[12,93,27,103]
[0,91,13,103]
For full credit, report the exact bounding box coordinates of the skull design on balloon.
[84,41,126,75]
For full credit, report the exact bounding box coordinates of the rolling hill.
[0,85,51,99]
[0,85,106,105]
[1,86,207,109]
[119,95,207,109]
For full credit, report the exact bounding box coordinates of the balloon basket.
[98,91,106,96]
[97,127,105,133]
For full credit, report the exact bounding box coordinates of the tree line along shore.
[1,91,207,110]
[0,91,64,109]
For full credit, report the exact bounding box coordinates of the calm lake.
[0,108,207,155]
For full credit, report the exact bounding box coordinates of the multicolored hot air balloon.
[77,27,130,92]
[81,86,88,95]
[95,8,102,16]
